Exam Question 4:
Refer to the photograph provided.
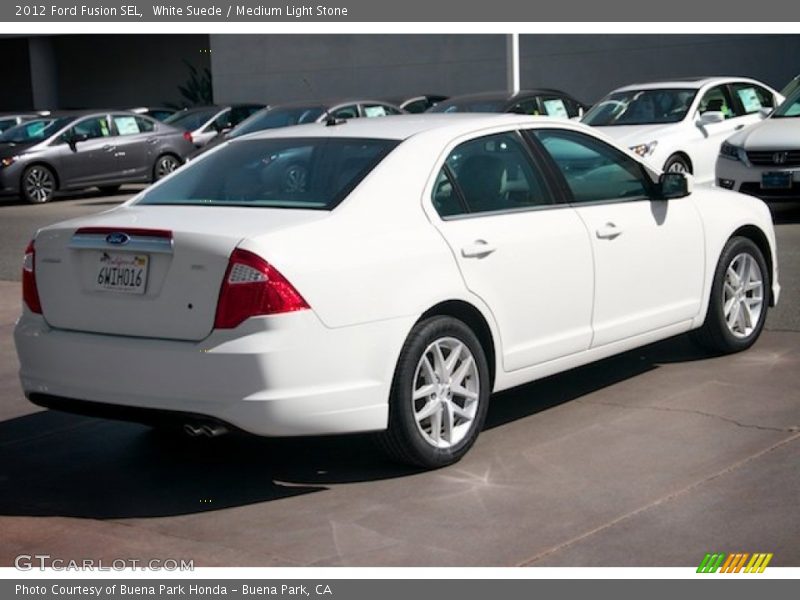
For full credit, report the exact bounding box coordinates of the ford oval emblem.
[106,232,130,245]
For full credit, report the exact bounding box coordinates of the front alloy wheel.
[692,236,769,354]
[722,252,764,339]
[378,316,490,468]
[22,165,56,204]
[664,154,691,174]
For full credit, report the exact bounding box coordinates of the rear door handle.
[461,240,496,258]
[596,222,623,240]
[146,137,159,144]
[734,124,745,131]
[102,144,116,152]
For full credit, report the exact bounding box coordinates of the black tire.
[97,185,121,195]
[663,154,691,174]
[21,164,57,204]
[692,236,770,354]
[377,316,491,469]
[153,154,181,181]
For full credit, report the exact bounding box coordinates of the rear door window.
[112,115,142,136]
[540,96,574,118]
[135,116,156,132]
[434,131,553,217]
[731,83,775,113]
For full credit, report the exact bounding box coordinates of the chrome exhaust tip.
[183,424,204,437]
[201,424,228,437]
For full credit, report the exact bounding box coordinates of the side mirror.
[758,107,772,118]
[577,106,585,119]
[61,132,87,150]
[657,171,691,200]
[698,111,725,125]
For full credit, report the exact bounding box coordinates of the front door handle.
[734,124,745,131]
[596,222,623,240]
[461,240,496,258]
[102,144,116,152]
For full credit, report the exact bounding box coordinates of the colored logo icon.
[697,552,773,573]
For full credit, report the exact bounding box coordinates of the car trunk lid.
[33,205,327,341]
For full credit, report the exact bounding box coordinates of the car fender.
[690,187,779,328]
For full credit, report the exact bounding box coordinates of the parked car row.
[2,73,798,204]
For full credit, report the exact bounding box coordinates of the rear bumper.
[14,311,413,436]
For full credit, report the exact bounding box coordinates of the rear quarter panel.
[238,134,485,330]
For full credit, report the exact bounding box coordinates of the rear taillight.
[183,131,193,143]
[22,240,42,314]
[214,248,309,329]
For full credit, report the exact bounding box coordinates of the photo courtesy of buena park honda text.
[0,0,798,597]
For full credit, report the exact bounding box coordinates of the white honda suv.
[583,77,783,183]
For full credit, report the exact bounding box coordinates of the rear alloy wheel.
[153,155,180,181]
[692,236,769,354]
[664,154,691,174]
[22,165,56,204]
[377,316,490,468]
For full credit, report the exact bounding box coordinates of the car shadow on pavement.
[0,334,713,520]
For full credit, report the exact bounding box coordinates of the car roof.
[16,109,133,120]
[613,76,767,92]
[234,113,574,142]
[248,99,403,115]
[442,88,569,104]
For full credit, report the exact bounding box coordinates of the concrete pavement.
[0,278,798,566]
[0,193,798,567]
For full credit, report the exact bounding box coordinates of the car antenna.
[325,116,347,126]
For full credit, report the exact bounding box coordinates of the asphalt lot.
[0,191,798,567]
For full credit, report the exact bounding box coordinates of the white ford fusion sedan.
[583,77,783,183]
[14,114,780,468]
[716,88,800,201]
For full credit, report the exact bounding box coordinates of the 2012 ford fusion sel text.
[14,114,780,467]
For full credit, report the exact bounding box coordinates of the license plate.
[761,171,793,189]
[95,252,149,294]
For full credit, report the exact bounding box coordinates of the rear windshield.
[230,106,326,137]
[136,137,399,210]
[429,99,506,113]
[163,108,219,131]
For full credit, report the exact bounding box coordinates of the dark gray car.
[191,99,406,158]
[0,110,195,203]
